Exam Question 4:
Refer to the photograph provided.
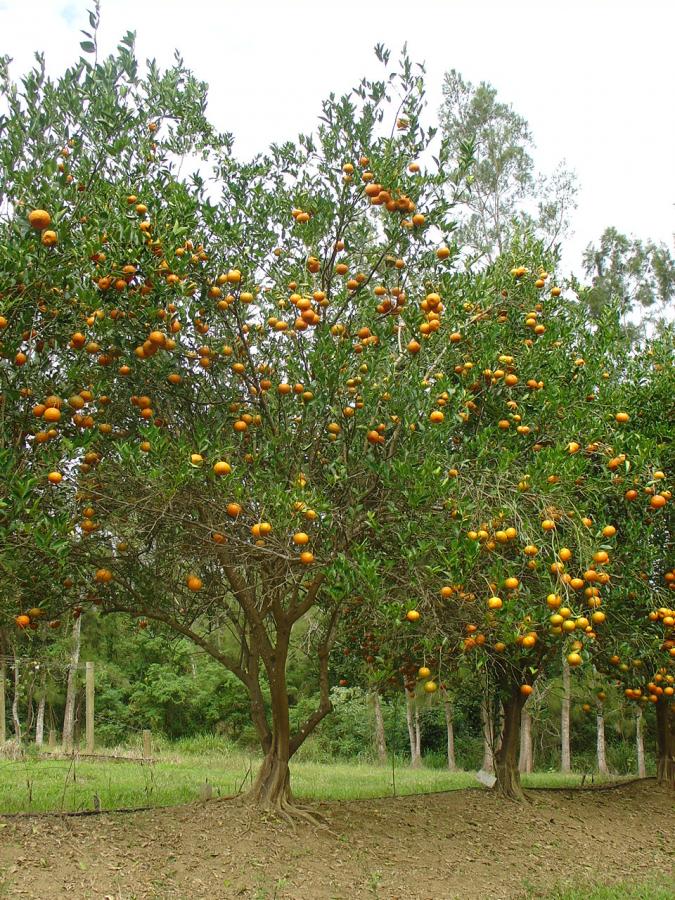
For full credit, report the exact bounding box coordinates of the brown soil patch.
[0,781,672,899]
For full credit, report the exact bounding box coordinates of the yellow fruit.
[28,209,52,230]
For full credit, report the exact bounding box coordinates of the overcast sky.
[1,0,673,274]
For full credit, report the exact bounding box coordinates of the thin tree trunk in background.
[62,616,81,752]
[481,696,495,773]
[635,707,646,778]
[441,689,456,770]
[405,688,421,768]
[596,700,608,776]
[0,661,5,744]
[371,691,387,764]
[561,658,571,773]
[414,702,421,761]
[519,705,533,774]
[11,650,21,742]
[35,669,46,747]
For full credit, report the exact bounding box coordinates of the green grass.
[0,746,641,815]
[524,877,675,899]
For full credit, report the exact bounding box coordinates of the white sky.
[1,0,673,275]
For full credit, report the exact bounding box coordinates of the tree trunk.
[481,695,495,773]
[442,690,457,770]
[518,705,533,774]
[249,673,292,809]
[62,615,81,752]
[596,700,608,776]
[11,650,21,742]
[371,691,387,764]
[414,702,421,761]
[635,707,646,778]
[35,670,46,747]
[405,688,421,768]
[0,661,6,744]
[655,698,674,787]
[561,658,571,773]
[494,684,526,800]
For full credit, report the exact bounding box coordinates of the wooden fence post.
[143,729,152,759]
[0,662,5,744]
[85,661,95,754]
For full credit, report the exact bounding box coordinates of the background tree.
[582,226,675,328]
[439,70,577,264]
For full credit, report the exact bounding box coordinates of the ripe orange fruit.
[41,230,58,247]
[95,568,112,583]
[614,412,630,424]
[406,609,420,622]
[650,494,667,509]
[487,596,503,610]
[418,666,431,679]
[429,410,444,424]
[43,407,61,423]
[299,551,314,565]
[424,680,437,693]
[213,461,232,476]
[567,652,583,667]
[293,532,310,546]
[47,471,63,484]
[520,684,533,697]
[15,614,31,628]
[226,502,242,518]
[186,575,203,591]
[436,246,450,260]
[28,209,52,230]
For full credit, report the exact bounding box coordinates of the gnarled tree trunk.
[371,691,387,764]
[494,683,526,800]
[561,657,571,773]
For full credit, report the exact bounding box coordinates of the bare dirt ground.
[0,780,672,899]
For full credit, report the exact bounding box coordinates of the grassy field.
[0,741,634,814]
[530,881,675,900]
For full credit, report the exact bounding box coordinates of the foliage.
[439,70,577,263]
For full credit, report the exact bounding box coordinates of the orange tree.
[578,327,675,785]
[330,239,673,798]
[0,32,483,813]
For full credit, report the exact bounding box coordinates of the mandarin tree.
[330,238,673,798]
[0,31,481,814]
